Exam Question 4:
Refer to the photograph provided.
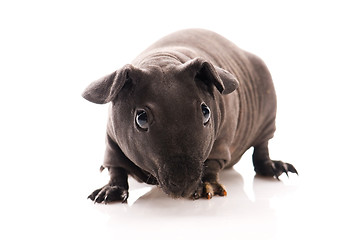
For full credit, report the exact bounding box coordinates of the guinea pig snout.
[158,156,203,198]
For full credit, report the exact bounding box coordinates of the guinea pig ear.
[185,57,239,95]
[213,65,239,94]
[82,64,136,104]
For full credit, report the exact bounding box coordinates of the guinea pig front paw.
[88,184,129,204]
[192,181,227,200]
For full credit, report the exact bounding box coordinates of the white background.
[1,0,360,239]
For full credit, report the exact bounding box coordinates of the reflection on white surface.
[88,167,298,240]
[1,140,360,240]
[64,155,358,240]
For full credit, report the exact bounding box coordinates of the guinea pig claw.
[94,194,104,204]
[287,163,298,175]
[120,192,129,203]
[88,188,101,201]
[272,167,280,180]
[220,189,227,196]
[206,192,213,200]
[192,192,200,200]
[283,166,289,178]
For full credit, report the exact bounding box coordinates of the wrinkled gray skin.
[83,29,297,203]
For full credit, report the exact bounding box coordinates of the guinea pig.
[83,29,297,203]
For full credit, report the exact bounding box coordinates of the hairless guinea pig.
[83,29,298,203]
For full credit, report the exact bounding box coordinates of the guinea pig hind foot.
[254,160,298,180]
[253,142,298,180]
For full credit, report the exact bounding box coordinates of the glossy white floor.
[1,1,360,240]
[2,140,359,240]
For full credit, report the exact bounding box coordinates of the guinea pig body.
[83,29,297,203]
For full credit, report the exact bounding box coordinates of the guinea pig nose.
[160,174,187,196]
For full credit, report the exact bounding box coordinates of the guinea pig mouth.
[157,156,203,198]
[159,177,201,198]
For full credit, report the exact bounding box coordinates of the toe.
[104,186,129,203]
[94,188,106,203]
[88,188,101,201]
[204,182,214,199]
[192,184,203,200]
[192,181,228,200]
[286,163,298,175]
[203,182,227,199]
[215,184,227,196]
[272,160,298,178]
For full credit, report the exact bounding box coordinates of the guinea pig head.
[82,57,239,198]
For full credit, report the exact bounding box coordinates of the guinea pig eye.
[201,103,211,125]
[135,110,149,130]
